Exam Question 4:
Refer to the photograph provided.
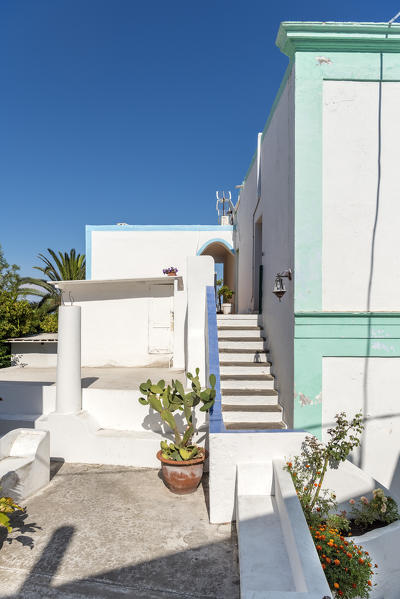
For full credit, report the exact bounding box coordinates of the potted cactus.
[139,369,216,494]
[217,285,235,314]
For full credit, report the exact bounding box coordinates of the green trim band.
[277,22,400,57]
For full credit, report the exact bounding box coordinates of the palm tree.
[19,249,86,314]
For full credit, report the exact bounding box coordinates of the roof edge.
[276,21,400,57]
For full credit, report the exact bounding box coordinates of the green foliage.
[160,441,199,462]
[349,488,399,530]
[285,412,364,525]
[139,369,216,461]
[311,523,376,598]
[0,246,20,298]
[0,492,24,533]
[0,245,62,367]
[39,312,58,333]
[217,285,235,303]
[0,258,42,366]
[326,513,351,534]
[18,248,86,314]
[284,413,377,598]
[0,295,40,340]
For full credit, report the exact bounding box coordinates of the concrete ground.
[0,463,239,599]
[0,367,186,390]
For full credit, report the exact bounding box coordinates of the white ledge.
[50,275,184,291]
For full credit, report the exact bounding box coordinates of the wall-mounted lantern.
[272,269,292,301]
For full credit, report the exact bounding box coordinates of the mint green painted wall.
[293,51,400,314]
[290,37,400,436]
[294,314,400,437]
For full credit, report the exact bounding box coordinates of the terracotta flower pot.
[167,271,177,277]
[156,449,206,495]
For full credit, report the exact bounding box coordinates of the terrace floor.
[0,462,239,598]
[0,366,186,390]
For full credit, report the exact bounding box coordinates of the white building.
[1,21,400,501]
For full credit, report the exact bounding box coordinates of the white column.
[56,305,82,414]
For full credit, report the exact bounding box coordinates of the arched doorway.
[197,239,235,311]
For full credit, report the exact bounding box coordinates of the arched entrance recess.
[197,239,236,302]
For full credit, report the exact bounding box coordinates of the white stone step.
[222,394,279,406]
[217,314,259,322]
[217,318,261,328]
[219,339,266,351]
[220,364,271,376]
[225,420,286,430]
[220,377,275,391]
[218,328,263,339]
[219,351,269,363]
[223,409,283,423]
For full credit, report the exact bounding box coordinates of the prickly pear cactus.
[138,369,216,461]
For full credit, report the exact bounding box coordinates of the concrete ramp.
[236,461,332,599]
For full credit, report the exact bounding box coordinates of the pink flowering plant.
[163,266,178,275]
[349,488,399,531]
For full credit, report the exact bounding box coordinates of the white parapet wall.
[209,431,308,524]
[0,429,50,501]
[186,255,215,385]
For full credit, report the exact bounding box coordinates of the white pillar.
[187,255,214,385]
[56,305,82,414]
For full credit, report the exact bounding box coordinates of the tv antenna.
[216,191,234,225]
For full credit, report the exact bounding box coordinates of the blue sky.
[1,0,397,277]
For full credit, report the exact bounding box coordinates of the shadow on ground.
[0,463,239,599]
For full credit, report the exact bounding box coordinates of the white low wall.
[0,382,207,433]
[209,431,307,523]
[0,429,50,501]
[11,343,57,368]
[187,255,215,385]
[236,459,331,599]
[273,460,331,596]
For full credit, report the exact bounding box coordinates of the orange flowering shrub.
[311,524,376,598]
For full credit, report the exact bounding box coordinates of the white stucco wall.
[236,67,295,425]
[86,228,233,368]
[322,356,400,498]
[323,80,400,310]
[11,343,57,368]
[62,281,176,367]
[90,229,233,281]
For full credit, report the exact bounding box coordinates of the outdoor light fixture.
[272,269,292,301]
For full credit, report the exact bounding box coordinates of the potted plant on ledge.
[138,369,216,494]
[163,266,178,277]
[217,285,235,314]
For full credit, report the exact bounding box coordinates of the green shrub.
[217,285,234,303]
[349,488,399,530]
[285,412,363,526]
[40,312,58,333]
[311,523,377,598]
[284,413,378,598]
[0,492,24,532]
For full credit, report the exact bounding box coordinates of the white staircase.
[217,314,286,430]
